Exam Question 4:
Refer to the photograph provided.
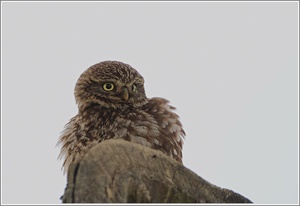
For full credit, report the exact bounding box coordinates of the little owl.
[57,61,185,173]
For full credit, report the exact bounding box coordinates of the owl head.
[74,61,148,111]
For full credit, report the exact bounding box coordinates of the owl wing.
[143,97,185,162]
[57,115,98,174]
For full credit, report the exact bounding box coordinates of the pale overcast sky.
[2,1,298,204]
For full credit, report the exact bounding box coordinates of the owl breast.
[98,97,184,161]
[110,110,161,148]
[58,98,184,173]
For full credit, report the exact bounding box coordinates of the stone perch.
[61,139,252,203]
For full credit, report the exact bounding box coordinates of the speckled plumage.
[57,61,185,173]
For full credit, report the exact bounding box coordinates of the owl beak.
[122,88,129,101]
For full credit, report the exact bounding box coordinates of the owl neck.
[78,102,130,115]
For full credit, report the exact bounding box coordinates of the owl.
[57,61,185,173]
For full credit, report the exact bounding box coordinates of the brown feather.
[57,61,185,174]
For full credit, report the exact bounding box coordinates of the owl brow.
[99,79,117,83]
[88,75,115,83]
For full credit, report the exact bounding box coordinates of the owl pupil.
[106,84,112,89]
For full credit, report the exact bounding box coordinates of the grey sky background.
[2,1,298,204]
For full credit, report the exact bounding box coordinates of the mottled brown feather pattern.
[57,61,185,173]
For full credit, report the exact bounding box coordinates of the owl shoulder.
[144,97,185,136]
[145,97,185,160]
[144,97,177,116]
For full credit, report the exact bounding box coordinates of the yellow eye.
[132,84,137,92]
[102,83,114,91]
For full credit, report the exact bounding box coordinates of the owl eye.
[102,83,114,91]
[132,84,137,92]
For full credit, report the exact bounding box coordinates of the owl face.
[75,61,148,110]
